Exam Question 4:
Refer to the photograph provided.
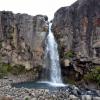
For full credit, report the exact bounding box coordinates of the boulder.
[81,95,92,100]
[64,59,70,67]
[0,96,13,100]
[69,95,79,100]
[92,97,100,100]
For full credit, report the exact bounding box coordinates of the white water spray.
[46,23,63,84]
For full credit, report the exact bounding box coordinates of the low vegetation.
[0,63,9,78]
[24,96,30,100]
[10,64,26,75]
[0,63,26,78]
[84,66,100,85]
[64,50,75,59]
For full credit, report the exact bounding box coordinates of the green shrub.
[25,98,29,100]
[10,64,26,75]
[0,63,26,78]
[67,79,76,84]
[84,66,100,85]
[24,96,30,100]
[64,50,75,59]
[0,63,11,78]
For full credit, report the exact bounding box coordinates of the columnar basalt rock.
[52,0,100,85]
[0,11,48,80]
[52,0,100,59]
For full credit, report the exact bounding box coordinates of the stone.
[92,97,100,100]
[64,59,70,67]
[96,90,100,96]
[31,98,37,100]
[81,95,92,100]
[69,95,79,100]
[30,92,35,96]
[0,96,13,100]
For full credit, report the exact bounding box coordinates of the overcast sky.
[0,0,77,20]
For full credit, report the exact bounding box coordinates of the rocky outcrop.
[52,0,100,62]
[0,11,48,79]
[52,0,100,84]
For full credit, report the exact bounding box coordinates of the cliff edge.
[0,11,48,81]
[52,0,100,88]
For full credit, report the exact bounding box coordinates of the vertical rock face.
[52,0,100,64]
[52,0,100,84]
[0,11,48,70]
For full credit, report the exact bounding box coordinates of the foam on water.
[38,81,66,87]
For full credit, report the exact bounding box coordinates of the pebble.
[31,98,37,100]
[69,95,79,100]
[92,96,100,100]
[81,95,92,100]
[0,79,100,100]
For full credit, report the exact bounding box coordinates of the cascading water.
[45,23,63,84]
[12,23,65,88]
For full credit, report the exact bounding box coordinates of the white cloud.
[0,0,77,20]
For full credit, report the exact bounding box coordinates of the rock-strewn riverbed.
[0,79,100,100]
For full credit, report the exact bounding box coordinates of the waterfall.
[45,23,62,84]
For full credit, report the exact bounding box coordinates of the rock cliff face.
[52,0,100,85]
[0,11,48,80]
[52,0,100,61]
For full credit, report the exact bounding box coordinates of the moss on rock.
[64,50,75,59]
[10,64,26,75]
[84,66,100,85]
[0,63,26,78]
[0,63,11,78]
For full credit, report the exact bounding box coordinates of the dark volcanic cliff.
[52,0,100,86]
[0,11,48,80]
[52,0,100,61]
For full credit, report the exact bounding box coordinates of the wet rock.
[96,90,100,96]
[92,97,100,100]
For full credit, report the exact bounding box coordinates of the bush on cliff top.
[84,66,100,85]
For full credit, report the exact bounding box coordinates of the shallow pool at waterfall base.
[11,81,66,89]
[11,81,100,96]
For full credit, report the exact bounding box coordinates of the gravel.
[0,79,100,100]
